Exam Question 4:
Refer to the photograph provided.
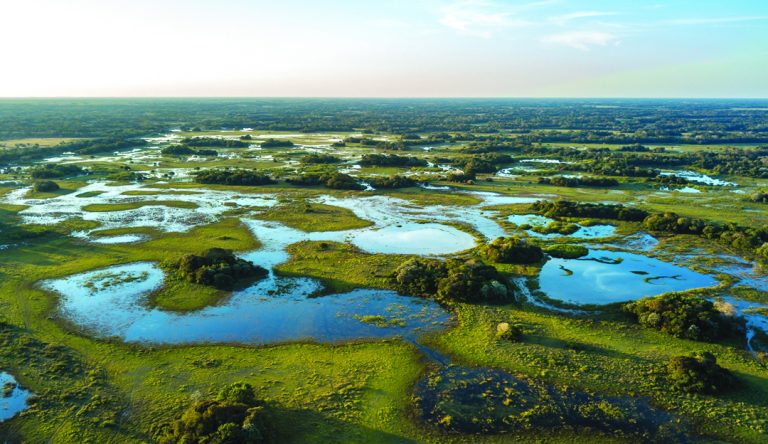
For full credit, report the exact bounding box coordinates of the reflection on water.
[0,372,30,422]
[539,250,718,305]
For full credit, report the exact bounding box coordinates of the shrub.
[623,293,741,341]
[169,248,268,290]
[496,322,523,341]
[666,352,739,394]
[194,169,276,186]
[29,164,83,179]
[156,382,273,444]
[301,154,341,164]
[32,180,59,192]
[260,139,294,148]
[392,258,516,304]
[479,237,543,264]
[544,244,588,259]
[367,175,417,189]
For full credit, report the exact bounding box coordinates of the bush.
[168,248,268,290]
[479,237,543,264]
[532,221,580,235]
[392,258,516,304]
[367,175,417,189]
[194,169,276,186]
[106,171,146,182]
[496,322,523,341]
[162,144,218,156]
[29,164,83,179]
[182,137,249,148]
[260,139,294,148]
[623,293,741,341]
[301,154,341,164]
[544,244,588,259]
[666,352,739,394]
[32,180,59,192]
[358,154,427,167]
[156,382,273,444]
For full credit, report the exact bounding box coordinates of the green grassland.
[258,202,373,232]
[1,124,768,443]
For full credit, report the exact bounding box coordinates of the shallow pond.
[415,365,683,440]
[43,262,450,345]
[660,170,736,186]
[0,372,30,422]
[539,250,718,305]
[508,214,617,239]
[4,182,277,236]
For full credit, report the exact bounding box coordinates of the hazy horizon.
[2,0,767,98]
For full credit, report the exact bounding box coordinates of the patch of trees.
[32,180,59,192]
[29,164,84,179]
[155,382,274,444]
[259,138,294,148]
[5,99,768,145]
[0,137,148,167]
[452,153,513,175]
[623,293,741,342]
[182,137,250,148]
[653,174,689,186]
[537,176,619,187]
[286,172,363,190]
[106,171,146,182]
[666,352,739,394]
[301,154,341,164]
[161,144,218,156]
[643,212,768,256]
[194,169,276,186]
[479,237,543,264]
[447,171,476,183]
[366,175,417,189]
[168,248,268,291]
[751,190,768,203]
[392,258,516,304]
[358,154,427,167]
[544,244,588,259]
[530,200,649,222]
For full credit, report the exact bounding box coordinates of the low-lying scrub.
[155,382,275,443]
[623,293,742,342]
[393,258,517,304]
[666,352,740,394]
[166,248,268,290]
[479,237,543,264]
[194,169,276,186]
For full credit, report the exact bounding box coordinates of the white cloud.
[437,0,539,38]
[662,16,768,26]
[543,31,619,51]
[549,11,616,26]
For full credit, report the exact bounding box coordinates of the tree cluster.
[479,237,544,264]
[168,248,268,290]
[156,382,274,444]
[392,258,516,304]
[194,169,276,186]
[623,293,741,341]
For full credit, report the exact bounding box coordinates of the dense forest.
[2,98,768,144]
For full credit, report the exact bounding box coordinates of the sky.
[1,0,767,98]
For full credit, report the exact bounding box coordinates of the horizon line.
[1,96,768,101]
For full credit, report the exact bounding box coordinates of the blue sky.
[1,0,767,97]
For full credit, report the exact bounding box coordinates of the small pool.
[508,214,617,239]
[539,250,718,305]
[42,263,451,346]
[0,372,30,422]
